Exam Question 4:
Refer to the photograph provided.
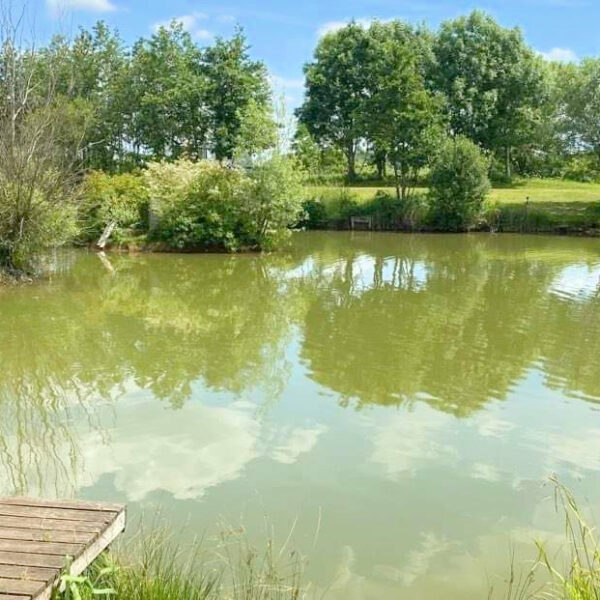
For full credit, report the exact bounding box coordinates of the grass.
[306,178,600,233]
[494,478,600,600]
[56,523,305,600]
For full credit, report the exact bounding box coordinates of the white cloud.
[270,424,328,464]
[318,17,394,37]
[539,47,579,63]
[47,0,116,13]
[81,400,261,501]
[370,407,458,479]
[152,13,213,41]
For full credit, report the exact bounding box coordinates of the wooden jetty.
[0,497,126,600]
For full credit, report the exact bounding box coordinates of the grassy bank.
[58,525,304,600]
[306,178,600,235]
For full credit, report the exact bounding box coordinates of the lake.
[1,231,600,599]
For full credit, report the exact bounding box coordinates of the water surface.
[2,232,600,598]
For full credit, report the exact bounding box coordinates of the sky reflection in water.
[1,232,600,599]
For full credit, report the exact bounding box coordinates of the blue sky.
[31,0,600,111]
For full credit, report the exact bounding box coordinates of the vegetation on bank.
[4,6,600,278]
[80,157,304,252]
[57,525,304,600]
[302,178,600,235]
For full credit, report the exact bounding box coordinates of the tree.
[434,11,546,178]
[0,12,90,274]
[202,29,273,162]
[363,21,442,200]
[70,22,130,170]
[234,97,278,161]
[559,58,600,161]
[428,136,490,231]
[129,22,207,162]
[296,22,370,180]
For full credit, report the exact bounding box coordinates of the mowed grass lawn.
[309,178,600,223]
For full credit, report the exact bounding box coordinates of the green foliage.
[297,22,370,179]
[31,23,275,172]
[427,136,491,231]
[434,10,547,178]
[0,43,87,274]
[363,21,442,200]
[80,171,149,244]
[561,154,600,183]
[235,98,278,161]
[302,188,428,230]
[146,157,304,251]
[299,198,328,228]
[493,479,600,600]
[128,23,207,162]
[203,30,274,162]
[559,58,600,159]
[56,525,304,600]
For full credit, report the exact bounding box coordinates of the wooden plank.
[0,541,83,558]
[0,499,125,600]
[0,517,101,534]
[0,498,123,514]
[0,506,113,525]
[0,579,44,596]
[0,565,55,582]
[0,528,90,544]
[0,552,67,569]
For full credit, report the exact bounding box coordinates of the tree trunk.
[393,164,401,200]
[505,146,512,180]
[346,142,356,181]
[375,151,386,180]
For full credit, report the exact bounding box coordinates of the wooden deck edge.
[0,498,125,514]
[36,509,126,600]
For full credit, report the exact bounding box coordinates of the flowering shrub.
[147,157,304,251]
[80,171,149,243]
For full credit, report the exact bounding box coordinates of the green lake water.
[2,231,600,598]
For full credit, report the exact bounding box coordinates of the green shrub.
[561,154,600,183]
[364,191,428,230]
[246,155,305,248]
[325,189,361,221]
[299,198,328,228]
[148,157,304,251]
[427,136,491,231]
[80,171,149,244]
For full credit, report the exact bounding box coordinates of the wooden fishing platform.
[0,497,126,600]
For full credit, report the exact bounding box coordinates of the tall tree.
[296,22,370,180]
[129,22,207,162]
[434,11,546,177]
[70,22,130,170]
[363,21,442,199]
[202,29,273,162]
[559,58,600,160]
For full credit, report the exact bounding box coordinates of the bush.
[427,136,490,231]
[364,191,427,230]
[80,171,149,244]
[299,198,328,228]
[148,157,304,251]
[561,154,600,183]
